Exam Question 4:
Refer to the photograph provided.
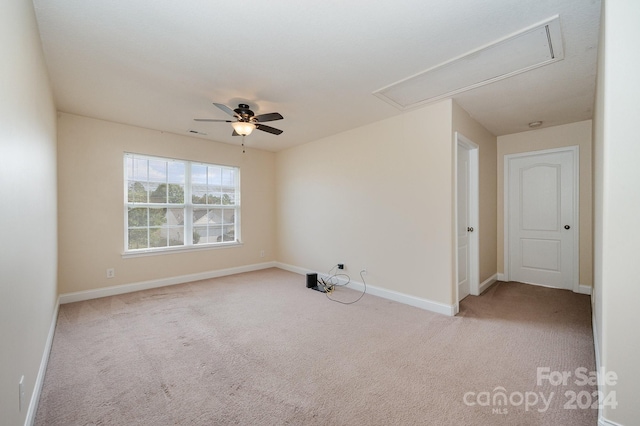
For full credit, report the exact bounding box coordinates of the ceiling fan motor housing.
[234,104,255,121]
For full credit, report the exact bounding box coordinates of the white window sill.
[122,241,243,258]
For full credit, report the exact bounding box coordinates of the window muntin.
[124,153,240,252]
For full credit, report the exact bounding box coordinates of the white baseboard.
[592,310,623,426]
[577,284,592,295]
[25,296,60,426]
[592,314,601,367]
[593,312,604,426]
[497,273,506,281]
[59,261,277,304]
[275,262,456,316]
[478,273,498,294]
[599,417,624,426]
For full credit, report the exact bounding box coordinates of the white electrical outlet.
[106,268,115,279]
[19,375,24,412]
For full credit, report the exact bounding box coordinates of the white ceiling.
[33,0,601,152]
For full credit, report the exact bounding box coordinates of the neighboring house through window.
[124,153,240,253]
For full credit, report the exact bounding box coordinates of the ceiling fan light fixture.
[231,121,256,136]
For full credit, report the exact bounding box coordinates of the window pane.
[148,160,167,182]
[149,228,167,248]
[167,184,184,204]
[128,229,148,249]
[128,181,148,203]
[222,168,234,186]
[133,158,148,181]
[193,226,205,244]
[208,192,222,205]
[210,209,222,225]
[223,209,234,225]
[194,209,221,226]
[168,227,184,246]
[193,208,208,226]
[222,225,235,242]
[128,207,148,227]
[192,164,207,184]
[192,183,206,204]
[148,208,167,226]
[210,225,223,242]
[126,157,134,180]
[222,190,235,205]
[149,183,167,203]
[208,166,222,187]
[167,208,184,226]
[168,162,185,184]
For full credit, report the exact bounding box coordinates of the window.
[124,153,240,253]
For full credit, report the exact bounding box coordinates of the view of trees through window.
[125,154,239,251]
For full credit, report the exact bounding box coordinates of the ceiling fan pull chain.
[242,135,245,154]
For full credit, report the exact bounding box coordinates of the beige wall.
[0,0,58,424]
[452,101,498,297]
[592,0,640,423]
[276,100,459,306]
[496,121,593,287]
[57,113,276,294]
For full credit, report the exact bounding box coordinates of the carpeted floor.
[35,268,597,425]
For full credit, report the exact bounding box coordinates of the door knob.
[564,225,571,230]
[467,227,474,232]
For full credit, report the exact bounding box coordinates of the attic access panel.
[373,16,564,109]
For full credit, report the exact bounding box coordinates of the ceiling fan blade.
[253,112,283,122]
[194,119,233,122]
[213,103,238,118]
[255,123,283,135]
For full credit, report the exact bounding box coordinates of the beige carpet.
[35,268,597,425]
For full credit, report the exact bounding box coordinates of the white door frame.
[455,132,479,306]
[503,146,580,293]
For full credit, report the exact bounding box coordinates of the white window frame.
[123,153,241,257]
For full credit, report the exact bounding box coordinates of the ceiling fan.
[194,103,283,136]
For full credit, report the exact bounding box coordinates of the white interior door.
[507,148,577,290]
[457,144,471,301]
